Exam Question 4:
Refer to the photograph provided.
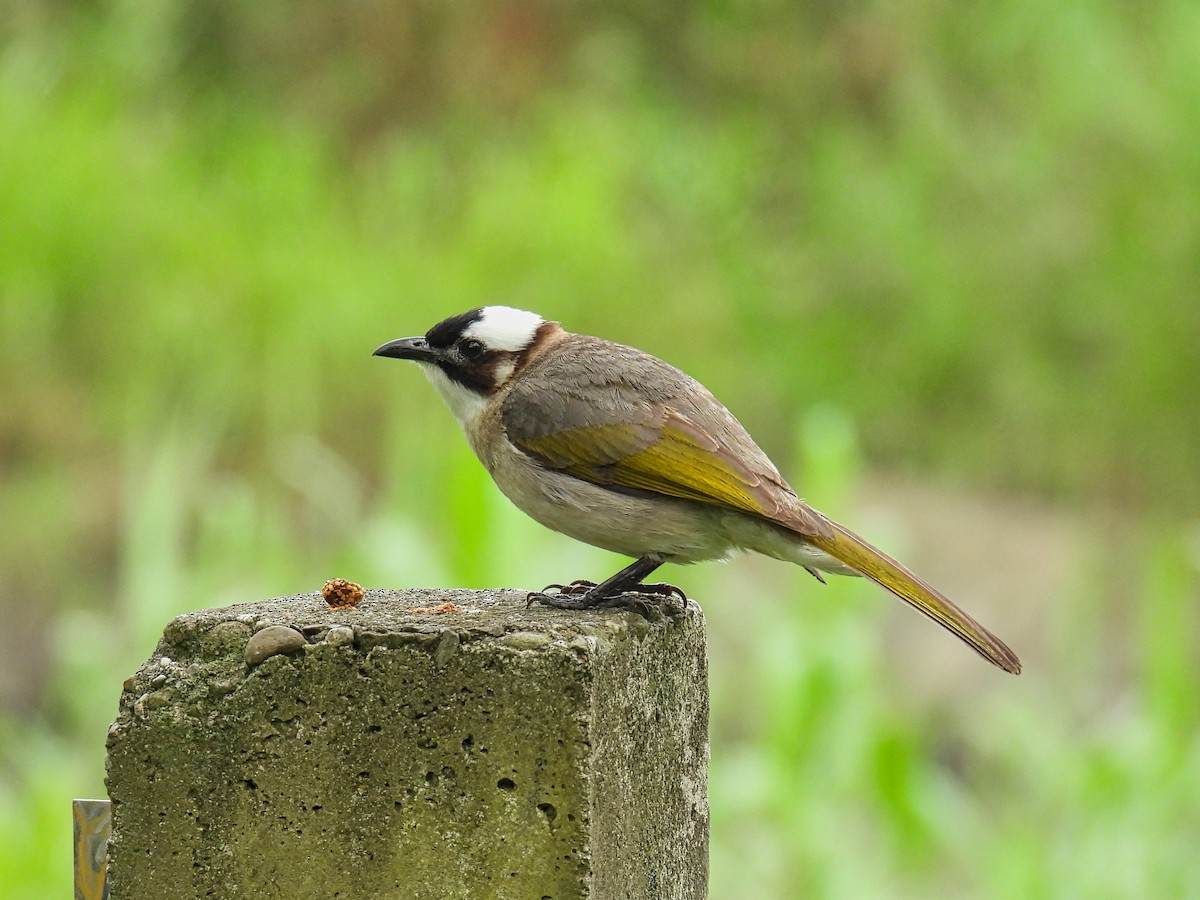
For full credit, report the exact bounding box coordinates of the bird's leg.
[527,556,687,614]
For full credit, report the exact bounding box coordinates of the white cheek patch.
[422,365,488,428]
[490,358,516,387]
[465,307,544,352]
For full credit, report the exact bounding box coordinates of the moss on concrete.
[105,589,708,899]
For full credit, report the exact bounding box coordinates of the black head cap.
[426,308,484,349]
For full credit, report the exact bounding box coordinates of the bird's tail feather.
[807,521,1021,674]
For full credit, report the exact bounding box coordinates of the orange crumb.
[411,602,461,614]
[322,578,365,610]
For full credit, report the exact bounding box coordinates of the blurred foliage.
[2,1,1200,897]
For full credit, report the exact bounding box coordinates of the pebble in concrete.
[244,625,307,666]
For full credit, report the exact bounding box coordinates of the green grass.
[3,3,1200,896]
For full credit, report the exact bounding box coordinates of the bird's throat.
[422,364,489,430]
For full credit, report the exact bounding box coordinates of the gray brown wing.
[501,336,828,537]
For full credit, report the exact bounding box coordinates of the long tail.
[806,521,1021,674]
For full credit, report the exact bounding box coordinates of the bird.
[374,307,1021,674]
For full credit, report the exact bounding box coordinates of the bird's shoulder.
[504,334,702,431]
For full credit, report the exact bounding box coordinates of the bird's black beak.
[372,336,439,363]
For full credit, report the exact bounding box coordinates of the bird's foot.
[526,581,632,612]
[525,580,688,619]
[526,588,657,619]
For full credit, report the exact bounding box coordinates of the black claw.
[632,582,688,610]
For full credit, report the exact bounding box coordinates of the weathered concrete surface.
[105,589,708,899]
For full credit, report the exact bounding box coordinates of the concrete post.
[105,589,708,899]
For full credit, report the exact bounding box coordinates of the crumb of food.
[322,578,365,610]
[411,602,460,614]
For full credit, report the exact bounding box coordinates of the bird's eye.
[460,338,485,360]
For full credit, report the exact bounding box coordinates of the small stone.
[501,631,552,651]
[325,626,355,648]
[161,620,194,647]
[133,690,172,719]
[207,676,242,698]
[432,630,460,668]
[568,635,599,656]
[151,674,168,688]
[244,625,307,666]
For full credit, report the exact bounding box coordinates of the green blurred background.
[3,2,1200,896]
